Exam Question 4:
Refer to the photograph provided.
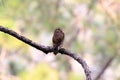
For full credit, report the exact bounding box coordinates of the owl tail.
[53,47,58,55]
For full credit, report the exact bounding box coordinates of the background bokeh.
[0,0,120,80]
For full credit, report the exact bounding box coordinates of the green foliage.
[0,0,120,79]
[20,63,59,80]
[68,71,85,80]
[7,0,22,8]
[0,19,15,28]
[9,60,25,75]
[0,19,27,50]
[72,40,84,54]
[105,29,117,45]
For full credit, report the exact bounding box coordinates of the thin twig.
[0,25,91,80]
[94,54,117,80]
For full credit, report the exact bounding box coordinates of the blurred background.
[0,0,120,80]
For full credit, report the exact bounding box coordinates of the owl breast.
[52,28,64,48]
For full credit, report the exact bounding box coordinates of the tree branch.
[94,54,117,80]
[0,25,91,80]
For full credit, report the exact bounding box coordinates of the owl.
[52,28,65,55]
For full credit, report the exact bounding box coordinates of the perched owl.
[52,28,65,55]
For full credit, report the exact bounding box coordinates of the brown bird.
[52,28,65,55]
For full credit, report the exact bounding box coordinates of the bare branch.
[59,48,91,80]
[0,25,91,80]
[94,54,117,80]
[0,26,53,53]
